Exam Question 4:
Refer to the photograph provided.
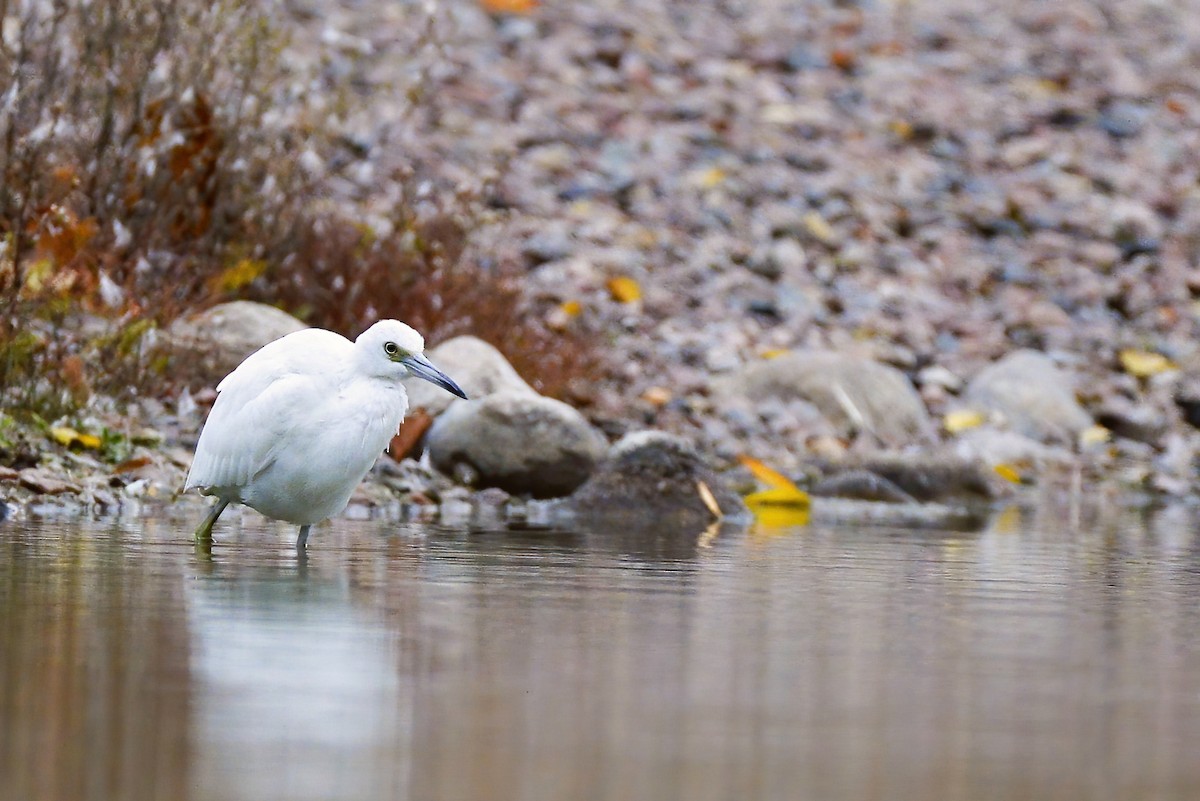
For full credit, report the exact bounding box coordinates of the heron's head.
[356,320,468,399]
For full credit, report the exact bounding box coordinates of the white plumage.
[186,319,466,549]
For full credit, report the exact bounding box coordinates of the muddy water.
[2,507,1200,801]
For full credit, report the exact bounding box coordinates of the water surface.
[2,505,1200,800]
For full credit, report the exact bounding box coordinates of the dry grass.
[0,0,603,417]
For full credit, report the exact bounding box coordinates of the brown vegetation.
[0,0,601,419]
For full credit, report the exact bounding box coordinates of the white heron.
[185,319,467,550]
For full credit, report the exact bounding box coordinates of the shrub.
[0,0,604,417]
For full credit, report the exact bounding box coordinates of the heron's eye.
[384,341,399,357]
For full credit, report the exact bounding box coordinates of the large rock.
[168,301,306,383]
[403,336,536,416]
[567,431,748,527]
[963,349,1091,444]
[426,391,606,498]
[714,350,932,445]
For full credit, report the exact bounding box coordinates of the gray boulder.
[963,349,1091,444]
[168,301,306,383]
[403,336,535,416]
[426,391,606,498]
[567,431,748,527]
[714,350,932,445]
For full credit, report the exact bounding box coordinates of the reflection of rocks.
[402,336,536,416]
[810,497,990,532]
[166,301,306,385]
[962,349,1091,444]
[811,452,1004,505]
[566,431,748,528]
[426,391,607,498]
[714,350,932,446]
[803,452,999,531]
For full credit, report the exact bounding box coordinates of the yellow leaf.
[693,166,727,189]
[944,409,986,433]
[49,427,100,450]
[560,300,582,317]
[697,480,722,519]
[889,119,913,139]
[1119,348,1176,378]
[746,487,811,529]
[745,486,812,509]
[76,433,102,450]
[607,276,641,303]
[21,259,54,295]
[215,258,268,292]
[737,455,799,491]
[760,348,790,360]
[993,463,1023,484]
[49,426,81,447]
[803,212,837,245]
[1080,425,1111,446]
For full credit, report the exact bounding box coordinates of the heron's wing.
[184,329,350,493]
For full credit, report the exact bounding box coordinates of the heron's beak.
[401,353,468,399]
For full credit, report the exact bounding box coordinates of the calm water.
[2,504,1200,801]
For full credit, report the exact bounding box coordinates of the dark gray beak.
[401,353,468,399]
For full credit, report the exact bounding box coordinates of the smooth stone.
[810,469,917,503]
[402,336,536,417]
[566,430,748,527]
[426,391,606,498]
[713,350,933,446]
[18,468,81,495]
[167,301,306,383]
[963,349,1091,444]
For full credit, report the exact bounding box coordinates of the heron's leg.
[296,525,311,551]
[194,498,229,544]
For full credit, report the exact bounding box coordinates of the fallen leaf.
[692,166,727,189]
[49,427,101,450]
[480,0,538,13]
[607,276,642,303]
[889,119,914,140]
[737,455,799,491]
[745,487,811,529]
[745,486,812,509]
[113,455,153,475]
[803,211,837,245]
[760,348,791,360]
[1119,348,1176,378]
[49,426,81,447]
[993,463,1023,484]
[829,48,857,71]
[1080,425,1111,446]
[388,408,433,461]
[697,480,723,519]
[944,409,986,434]
[640,386,672,407]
